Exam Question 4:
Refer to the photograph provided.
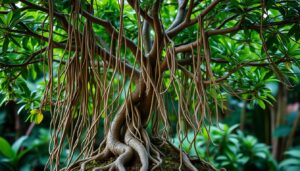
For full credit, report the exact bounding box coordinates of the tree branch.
[142,21,152,53]
[19,0,69,29]
[167,0,223,38]
[166,0,189,31]
[172,15,299,53]
[216,5,261,29]
[18,0,141,79]
[149,0,165,61]
[0,48,47,68]
[127,0,154,27]
[178,56,294,84]
[81,9,146,64]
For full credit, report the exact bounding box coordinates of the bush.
[279,147,300,171]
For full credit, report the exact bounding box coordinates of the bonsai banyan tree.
[0,0,300,170]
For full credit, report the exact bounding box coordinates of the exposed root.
[66,95,212,171]
[125,128,149,171]
[65,148,111,170]
[93,145,133,171]
[182,152,198,171]
[141,129,163,170]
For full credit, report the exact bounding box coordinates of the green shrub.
[172,123,277,171]
[279,147,300,171]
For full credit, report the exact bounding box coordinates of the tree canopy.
[0,0,300,170]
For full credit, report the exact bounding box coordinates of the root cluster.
[64,102,207,171]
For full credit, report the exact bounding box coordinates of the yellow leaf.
[29,109,44,124]
[34,112,44,124]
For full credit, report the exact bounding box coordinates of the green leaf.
[2,37,9,53]
[8,36,21,47]
[266,34,278,49]
[0,95,8,106]
[16,79,30,96]
[257,99,266,109]
[12,136,28,154]
[228,124,239,134]
[280,158,300,168]
[289,24,300,41]
[0,137,15,160]
[4,11,13,26]
[285,150,300,159]
[17,105,26,115]
[16,148,31,162]
[263,71,273,80]
[22,37,29,49]
[255,152,267,159]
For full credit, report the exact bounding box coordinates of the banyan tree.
[1,0,300,170]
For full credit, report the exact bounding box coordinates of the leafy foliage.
[0,129,50,171]
[172,124,277,171]
[279,147,300,171]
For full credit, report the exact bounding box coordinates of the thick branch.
[167,0,223,38]
[19,0,69,29]
[127,0,154,25]
[166,0,189,31]
[149,0,164,61]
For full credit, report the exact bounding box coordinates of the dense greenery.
[173,124,277,171]
[1,0,300,170]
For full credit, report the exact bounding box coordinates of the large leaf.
[0,137,15,160]
[285,149,300,159]
[12,136,28,154]
[273,125,291,138]
[279,158,300,168]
